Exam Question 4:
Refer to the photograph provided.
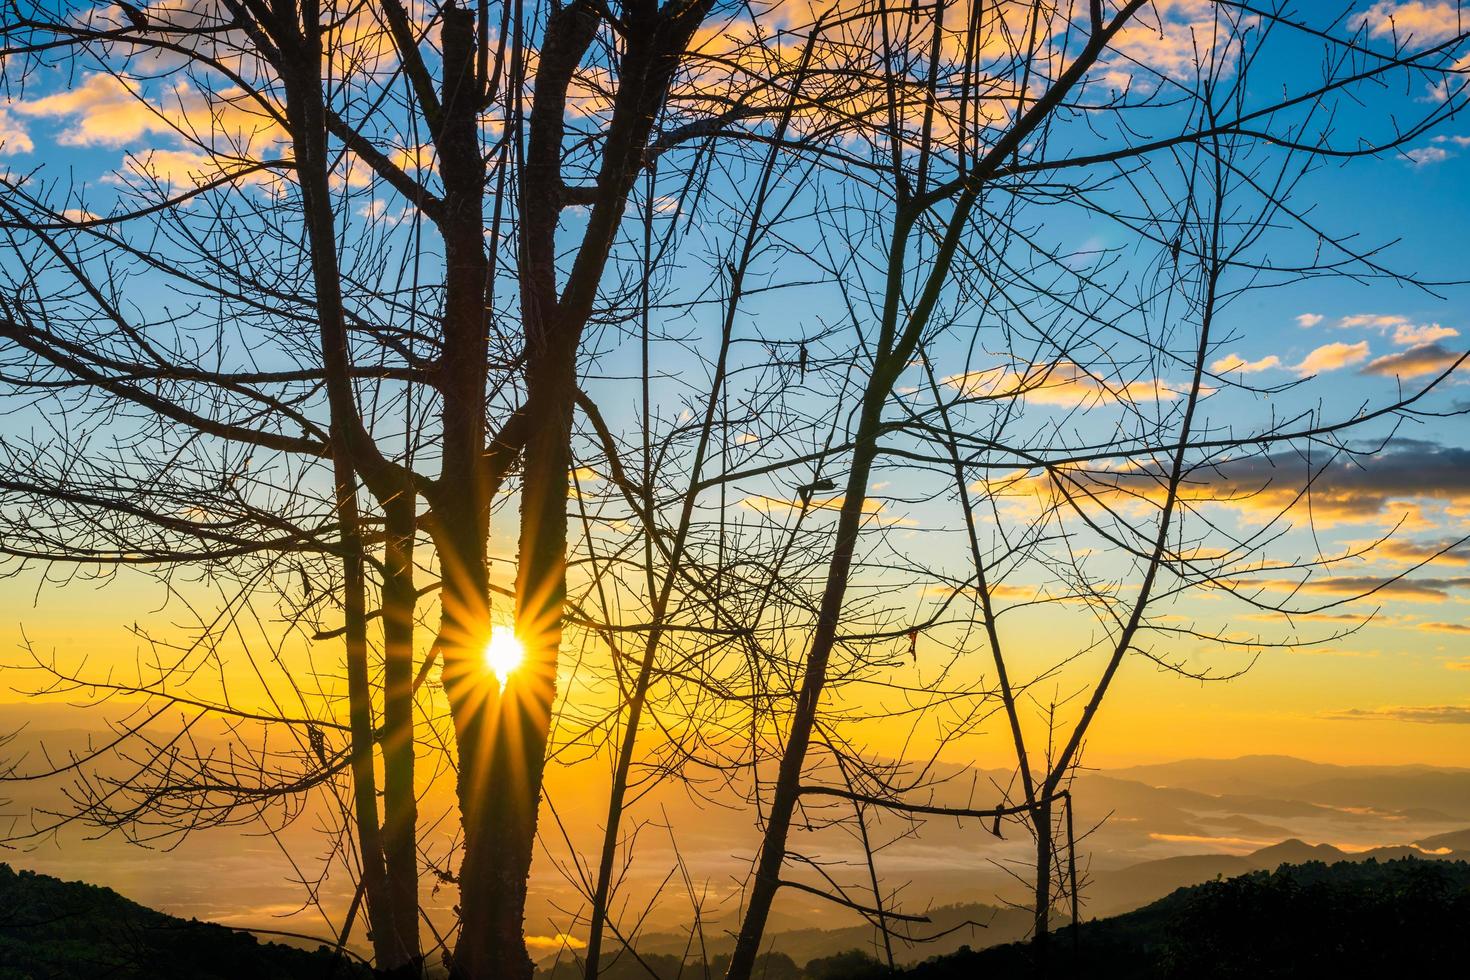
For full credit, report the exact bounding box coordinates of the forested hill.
[7,857,1470,979]
[0,863,369,980]
[901,858,1470,979]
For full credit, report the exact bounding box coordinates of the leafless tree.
[3,4,1469,980]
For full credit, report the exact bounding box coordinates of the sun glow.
[485,626,525,688]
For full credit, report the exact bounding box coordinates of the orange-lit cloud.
[1294,341,1370,376]
[1296,313,1324,327]
[12,73,174,147]
[1328,703,1470,724]
[1369,537,1470,566]
[1393,323,1459,345]
[739,493,914,526]
[113,147,279,190]
[945,360,1182,408]
[1356,2,1467,45]
[1361,342,1465,379]
[1277,575,1470,602]
[525,932,587,952]
[989,443,1470,531]
[1211,353,1280,374]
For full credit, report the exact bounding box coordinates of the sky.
[0,0,1468,783]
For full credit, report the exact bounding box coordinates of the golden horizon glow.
[485,625,525,688]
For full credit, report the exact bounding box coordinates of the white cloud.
[1405,146,1451,166]
[0,107,32,154]
[1295,313,1324,328]
[1339,313,1410,329]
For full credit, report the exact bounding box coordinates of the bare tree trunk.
[726,390,888,980]
[1032,797,1053,957]
[331,452,402,971]
[380,491,421,974]
[430,6,499,978]
[453,6,714,976]
[277,6,422,964]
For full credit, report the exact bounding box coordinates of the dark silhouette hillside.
[901,858,1470,978]
[0,863,370,980]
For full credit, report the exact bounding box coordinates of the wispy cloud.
[1339,314,1408,330]
[1295,313,1324,328]
[1422,622,1470,634]
[1327,704,1470,725]
[1405,146,1451,166]
[1281,575,1470,602]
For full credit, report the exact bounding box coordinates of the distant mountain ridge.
[1089,835,1470,913]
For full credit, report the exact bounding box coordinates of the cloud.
[114,147,277,189]
[1335,315,1457,348]
[1371,537,1470,566]
[1219,574,1470,603]
[525,933,586,952]
[998,442,1470,531]
[1338,313,1409,329]
[1361,342,1465,379]
[921,581,1038,602]
[1428,54,1470,101]
[739,494,915,526]
[1356,2,1468,45]
[1405,146,1451,166]
[1211,353,1281,374]
[1393,323,1459,345]
[945,360,1183,408]
[1280,575,1470,602]
[1422,622,1470,634]
[1296,313,1324,328]
[0,107,32,154]
[12,73,175,147]
[1327,704,1470,725]
[1293,341,1370,376]
[1102,0,1258,89]
[12,72,285,174]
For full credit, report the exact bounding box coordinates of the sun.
[484,625,525,688]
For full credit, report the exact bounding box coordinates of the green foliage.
[0,864,370,980]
